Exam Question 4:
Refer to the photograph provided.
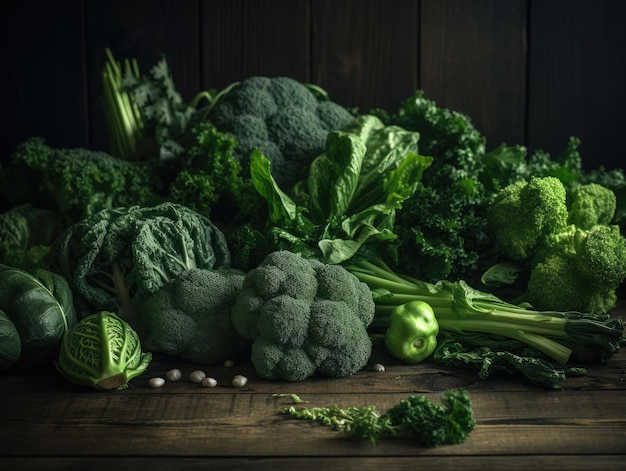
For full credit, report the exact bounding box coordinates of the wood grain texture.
[0,312,624,462]
[0,456,622,471]
[1,0,87,160]
[420,0,528,148]
[201,0,311,90]
[2,0,625,173]
[84,0,201,152]
[527,0,626,171]
[311,0,419,111]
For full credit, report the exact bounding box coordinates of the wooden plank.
[527,0,626,171]
[84,0,201,153]
[311,0,419,111]
[0,455,623,471]
[1,0,86,164]
[200,0,311,92]
[0,389,625,456]
[420,0,528,149]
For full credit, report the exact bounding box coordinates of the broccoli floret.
[568,183,617,229]
[487,177,626,314]
[208,76,355,190]
[136,268,245,365]
[574,224,626,291]
[0,137,161,221]
[230,250,375,381]
[526,251,618,314]
[488,176,569,263]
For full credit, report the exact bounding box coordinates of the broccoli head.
[208,76,355,190]
[487,176,569,263]
[526,248,619,315]
[522,223,626,314]
[230,250,375,381]
[487,177,626,314]
[136,268,245,365]
[567,183,617,229]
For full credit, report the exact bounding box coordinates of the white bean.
[148,377,165,388]
[166,368,182,382]
[232,374,248,388]
[201,377,218,388]
[372,363,386,372]
[189,369,207,383]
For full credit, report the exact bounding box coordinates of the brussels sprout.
[57,311,152,390]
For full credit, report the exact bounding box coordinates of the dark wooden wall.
[3,0,625,171]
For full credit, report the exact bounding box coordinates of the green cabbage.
[56,311,151,390]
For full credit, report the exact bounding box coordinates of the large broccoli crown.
[488,176,569,262]
[137,268,245,364]
[488,177,626,314]
[208,76,355,189]
[230,250,375,381]
[567,183,617,229]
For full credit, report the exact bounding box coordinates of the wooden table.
[2,308,625,471]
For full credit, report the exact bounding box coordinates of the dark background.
[2,0,625,171]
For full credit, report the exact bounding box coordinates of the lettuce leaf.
[250,115,432,264]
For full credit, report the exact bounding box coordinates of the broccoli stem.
[347,258,581,365]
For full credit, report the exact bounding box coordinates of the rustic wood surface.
[3,0,626,174]
[1,308,624,470]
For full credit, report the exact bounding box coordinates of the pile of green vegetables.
[0,49,624,392]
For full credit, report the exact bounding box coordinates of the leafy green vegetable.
[280,389,476,447]
[167,121,264,230]
[0,264,78,366]
[251,115,432,264]
[0,137,161,221]
[347,258,623,388]
[101,48,206,161]
[48,202,231,325]
[374,90,490,283]
[231,250,375,381]
[56,311,151,390]
[0,310,20,370]
[0,204,65,271]
[136,267,245,365]
[432,333,588,389]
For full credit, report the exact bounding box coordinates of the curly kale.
[280,389,476,447]
[0,137,161,222]
[375,90,490,283]
[167,121,264,230]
